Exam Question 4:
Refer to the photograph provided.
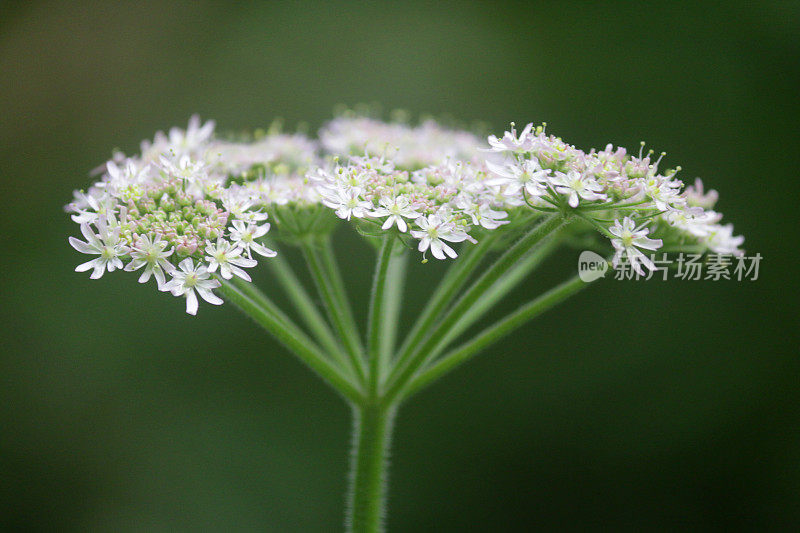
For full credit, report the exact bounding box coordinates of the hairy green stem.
[401,273,590,399]
[346,403,396,533]
[216,280,362,403]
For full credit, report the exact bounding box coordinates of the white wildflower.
[486,122,535,153]
[705,224,745,256]
[485,159,549,198]
[205,238,258,281]
[229,220,277,259]
[609,217,663,275]
[162,258,222,315]
[69,217,130,279]
[551,170,607,208]
[410,213,475,260]
[369,195,422,232]
[320,186,373,220]
[124,234,175,289]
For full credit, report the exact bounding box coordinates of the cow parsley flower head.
[67,113,745,315]
[64,112,751,533]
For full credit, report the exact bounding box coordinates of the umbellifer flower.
[609,217,664,275]
[161,258,223,315]
[64,111,751,533]
[66,113,744,314]
[69,216,129,279]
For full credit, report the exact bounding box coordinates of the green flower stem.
[229,276,293,330]
[392,233,497,374]
[265,252,346,368]
[378,248,408,379]
[384,215,565,405]
[301,238,367,385]
[575,211,615,239]
[430,231,563,357]
[216,279,363,404]
[320,237,365,346]
[346,402,396,533]
[366,237,396,397]
[401,273,591,400]
[231,278,356,376]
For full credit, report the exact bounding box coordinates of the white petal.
[430,240,446,260]
[69,237,95,254]
[185,290,199,315]
[90,262,106,279]
[138,268,152,284]
[154,268,166,289]
[229,265,251,282]
[75,258,97,273]
[568,192,579,208]
[197,287,223,306]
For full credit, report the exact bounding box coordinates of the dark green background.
[1,1,798,530]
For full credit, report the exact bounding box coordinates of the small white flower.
[205,238,258,281]
[124,234,175,289]
[685,178,719,209]
[369,195,422,232]
[170,115,215,153]
[410,213,475,260]
[705,224,744,256]
[320,186,373,220]
[159,154,208,186]
[469,203,509,230]
[455,194,509,230]
[222,195,269,223]
[162,258,222,315]
[551,170,607,208]
[640,175,684,211]
[666,208,721,238]
[229,220,277,259]
[105,159,150,195]
[69,217,130,279]
[485,159,549,198]
[486,123,535,153]
[68,191,116,224]
[609,217,663,275]
[143,115,215,160]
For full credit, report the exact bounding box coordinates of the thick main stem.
[347,403,395,533]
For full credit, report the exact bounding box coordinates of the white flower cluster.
[67,114,744,313]
[319,115,487,169]
[484,123,744,274]
[66,117,278,315]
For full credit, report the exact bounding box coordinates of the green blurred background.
[1,1,798,530]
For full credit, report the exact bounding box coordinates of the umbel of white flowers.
[66,114,744,314]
